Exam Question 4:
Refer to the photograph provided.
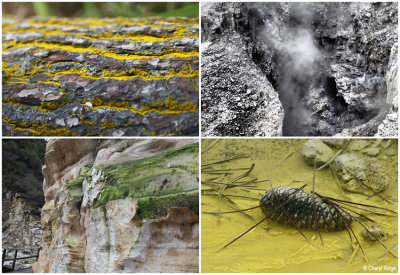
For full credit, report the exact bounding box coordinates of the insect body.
[260,186,353,231]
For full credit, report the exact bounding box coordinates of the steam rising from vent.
[249,2,397,136]
[261,22,324,135]
[283,29,321,73]
[201,2,397,137]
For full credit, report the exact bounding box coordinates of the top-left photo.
[2,2,199,136]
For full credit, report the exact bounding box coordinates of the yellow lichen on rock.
[2,15,199,136]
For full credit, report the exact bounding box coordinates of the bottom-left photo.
[2,138,199,273]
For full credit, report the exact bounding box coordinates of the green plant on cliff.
[2,139,46,210]
[137,190,198,219]
[92,142,199,208]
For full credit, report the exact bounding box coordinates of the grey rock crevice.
[201,3,284,136]
[2,192,43,270]
[201,2,398,136]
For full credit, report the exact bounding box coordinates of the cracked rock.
[2,16,199,136]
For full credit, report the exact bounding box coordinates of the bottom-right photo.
[201,139,398,273]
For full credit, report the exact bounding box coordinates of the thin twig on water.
[312,161,324,246]
[202,140,219,154]
[202,155,249,168]
[272,152,293,171]
[202,171,233,175]
[202,168,250,172]
[317,139,351,170]
[201,193,259,201]
[218,164,255,223]
[343,243,360,272]
[203,182,262,226]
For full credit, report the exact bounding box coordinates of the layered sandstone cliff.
[33,139,199,272]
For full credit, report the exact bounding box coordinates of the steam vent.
[32,139,199,272]
[201,2,398,136]
[2,17,199,136]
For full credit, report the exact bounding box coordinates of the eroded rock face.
[33,139,199,273]
[302,139,334,166]
[333,153,388,196]
[2,192,42,248]
[2,192,42,270]
[2,17,199,136]
[300,139,396,196]
[201,2,397,136]
[201,2,284,136]
[376,43,398,137]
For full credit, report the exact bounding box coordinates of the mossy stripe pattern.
[93,142,199,208]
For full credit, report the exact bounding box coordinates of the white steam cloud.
[260,16,323,135]
[283,28,322,74]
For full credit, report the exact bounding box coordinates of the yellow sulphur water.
[201,139,398,273]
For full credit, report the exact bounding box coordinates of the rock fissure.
[201,2,397,136]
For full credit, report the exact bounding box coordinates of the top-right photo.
[201,2,398,137]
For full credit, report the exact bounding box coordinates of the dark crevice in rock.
[201,3,284,136]
[201,2,397,136]
[245,2,397,136]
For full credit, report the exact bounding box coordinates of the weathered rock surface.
[301,139,396,197]
[302,139,334,166]
[320,139,346,149]
[2,192,42,270]
[201,2,284,136]
[201,2,397,136]
[376,43,398,137]
[362,224,387,242]
[2,192,42,248]
[33,139,199,272]
[333,153,388,196]
[2,17,199,136]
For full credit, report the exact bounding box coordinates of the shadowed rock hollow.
[2,17,199,136]
[201,2,397,136]
[32,139,199,273]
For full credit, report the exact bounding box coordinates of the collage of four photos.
[1,1,398,273]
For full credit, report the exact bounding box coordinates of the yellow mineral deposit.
[201,139,398,273]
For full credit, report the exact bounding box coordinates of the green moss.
[137,190,198,219]
[66,177,84,204]
[79,164,93,177]
[92,142,199,208]
[66,238,77,247]
[66,177,84,189]
[102,206,111,269]
[172,162,198,175]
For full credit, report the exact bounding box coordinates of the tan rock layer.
[33,139,199,273]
